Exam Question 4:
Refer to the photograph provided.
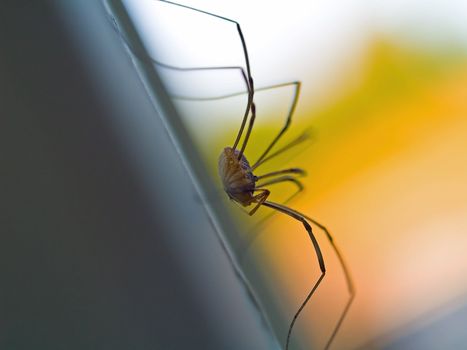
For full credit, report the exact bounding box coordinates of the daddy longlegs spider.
[112,1,355,349]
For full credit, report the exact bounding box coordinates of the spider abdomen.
[218,147,256,205]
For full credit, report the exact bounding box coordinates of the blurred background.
[123,0,467,349]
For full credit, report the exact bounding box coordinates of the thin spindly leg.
[253,81,301,168]
[152,62,253,158]
[171,81,303,166]
[262,201,354,350]
[256,176,304,192]
[158,1,255,153]
[248,189,270,216]
[261,201,326,350]
[239,169,306,257]
[172,81,300,101]
[163,77,309,169]
[255,168,305,196]
[110,0,255,154]
[110,23,251,94]
[301,216,355,350]
[255,168,307,208]
[252,130,310,170]
[239,102,256,159]
[256,167,306,180]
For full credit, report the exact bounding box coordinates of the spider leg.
[255,168,305,194]
[110,1,255,155]
[261,201,325,350]
[256,176,304,192]
[157,1,255,154]
[172,81,300,101]
[255,168,306,211]
[240,171,306,259]
[255,168,306,200]
[261,201,354,350]
[152,63,253,156]
[252,130,310,170]
[183,81,303,169]
[239,102,256,160]
[256,167,306,180]
[248,189,270,216]
[301,216,355,350]
[253,81,301,168]
[171,80,303,168]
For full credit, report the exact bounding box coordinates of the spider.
[112,1,355,348]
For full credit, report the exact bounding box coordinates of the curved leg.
[173,81,308,166]
[158,1,255,154]
[171,80,302,169]
[261,201,326,350]
[253,81,301,168]
[239,102,256,159]
[153,62,253,157]
[248,189,270,216]
[255,168,306,194]
[261,201,354,350]
[240,169,306,258]
[252,129,310,170]
[110,0,255,155]
[159,1,254,84]
[255,168,307,211]
[301,216,355,350]
[256,167,306,180]
[256,176,304,192]
[172,81,300,101]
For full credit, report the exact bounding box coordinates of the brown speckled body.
[218,147,257,206]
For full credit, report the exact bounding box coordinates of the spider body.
[218,147,257,206]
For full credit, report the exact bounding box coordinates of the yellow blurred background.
[243,38,467,349]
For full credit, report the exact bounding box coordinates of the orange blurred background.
[242,38,467,349]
